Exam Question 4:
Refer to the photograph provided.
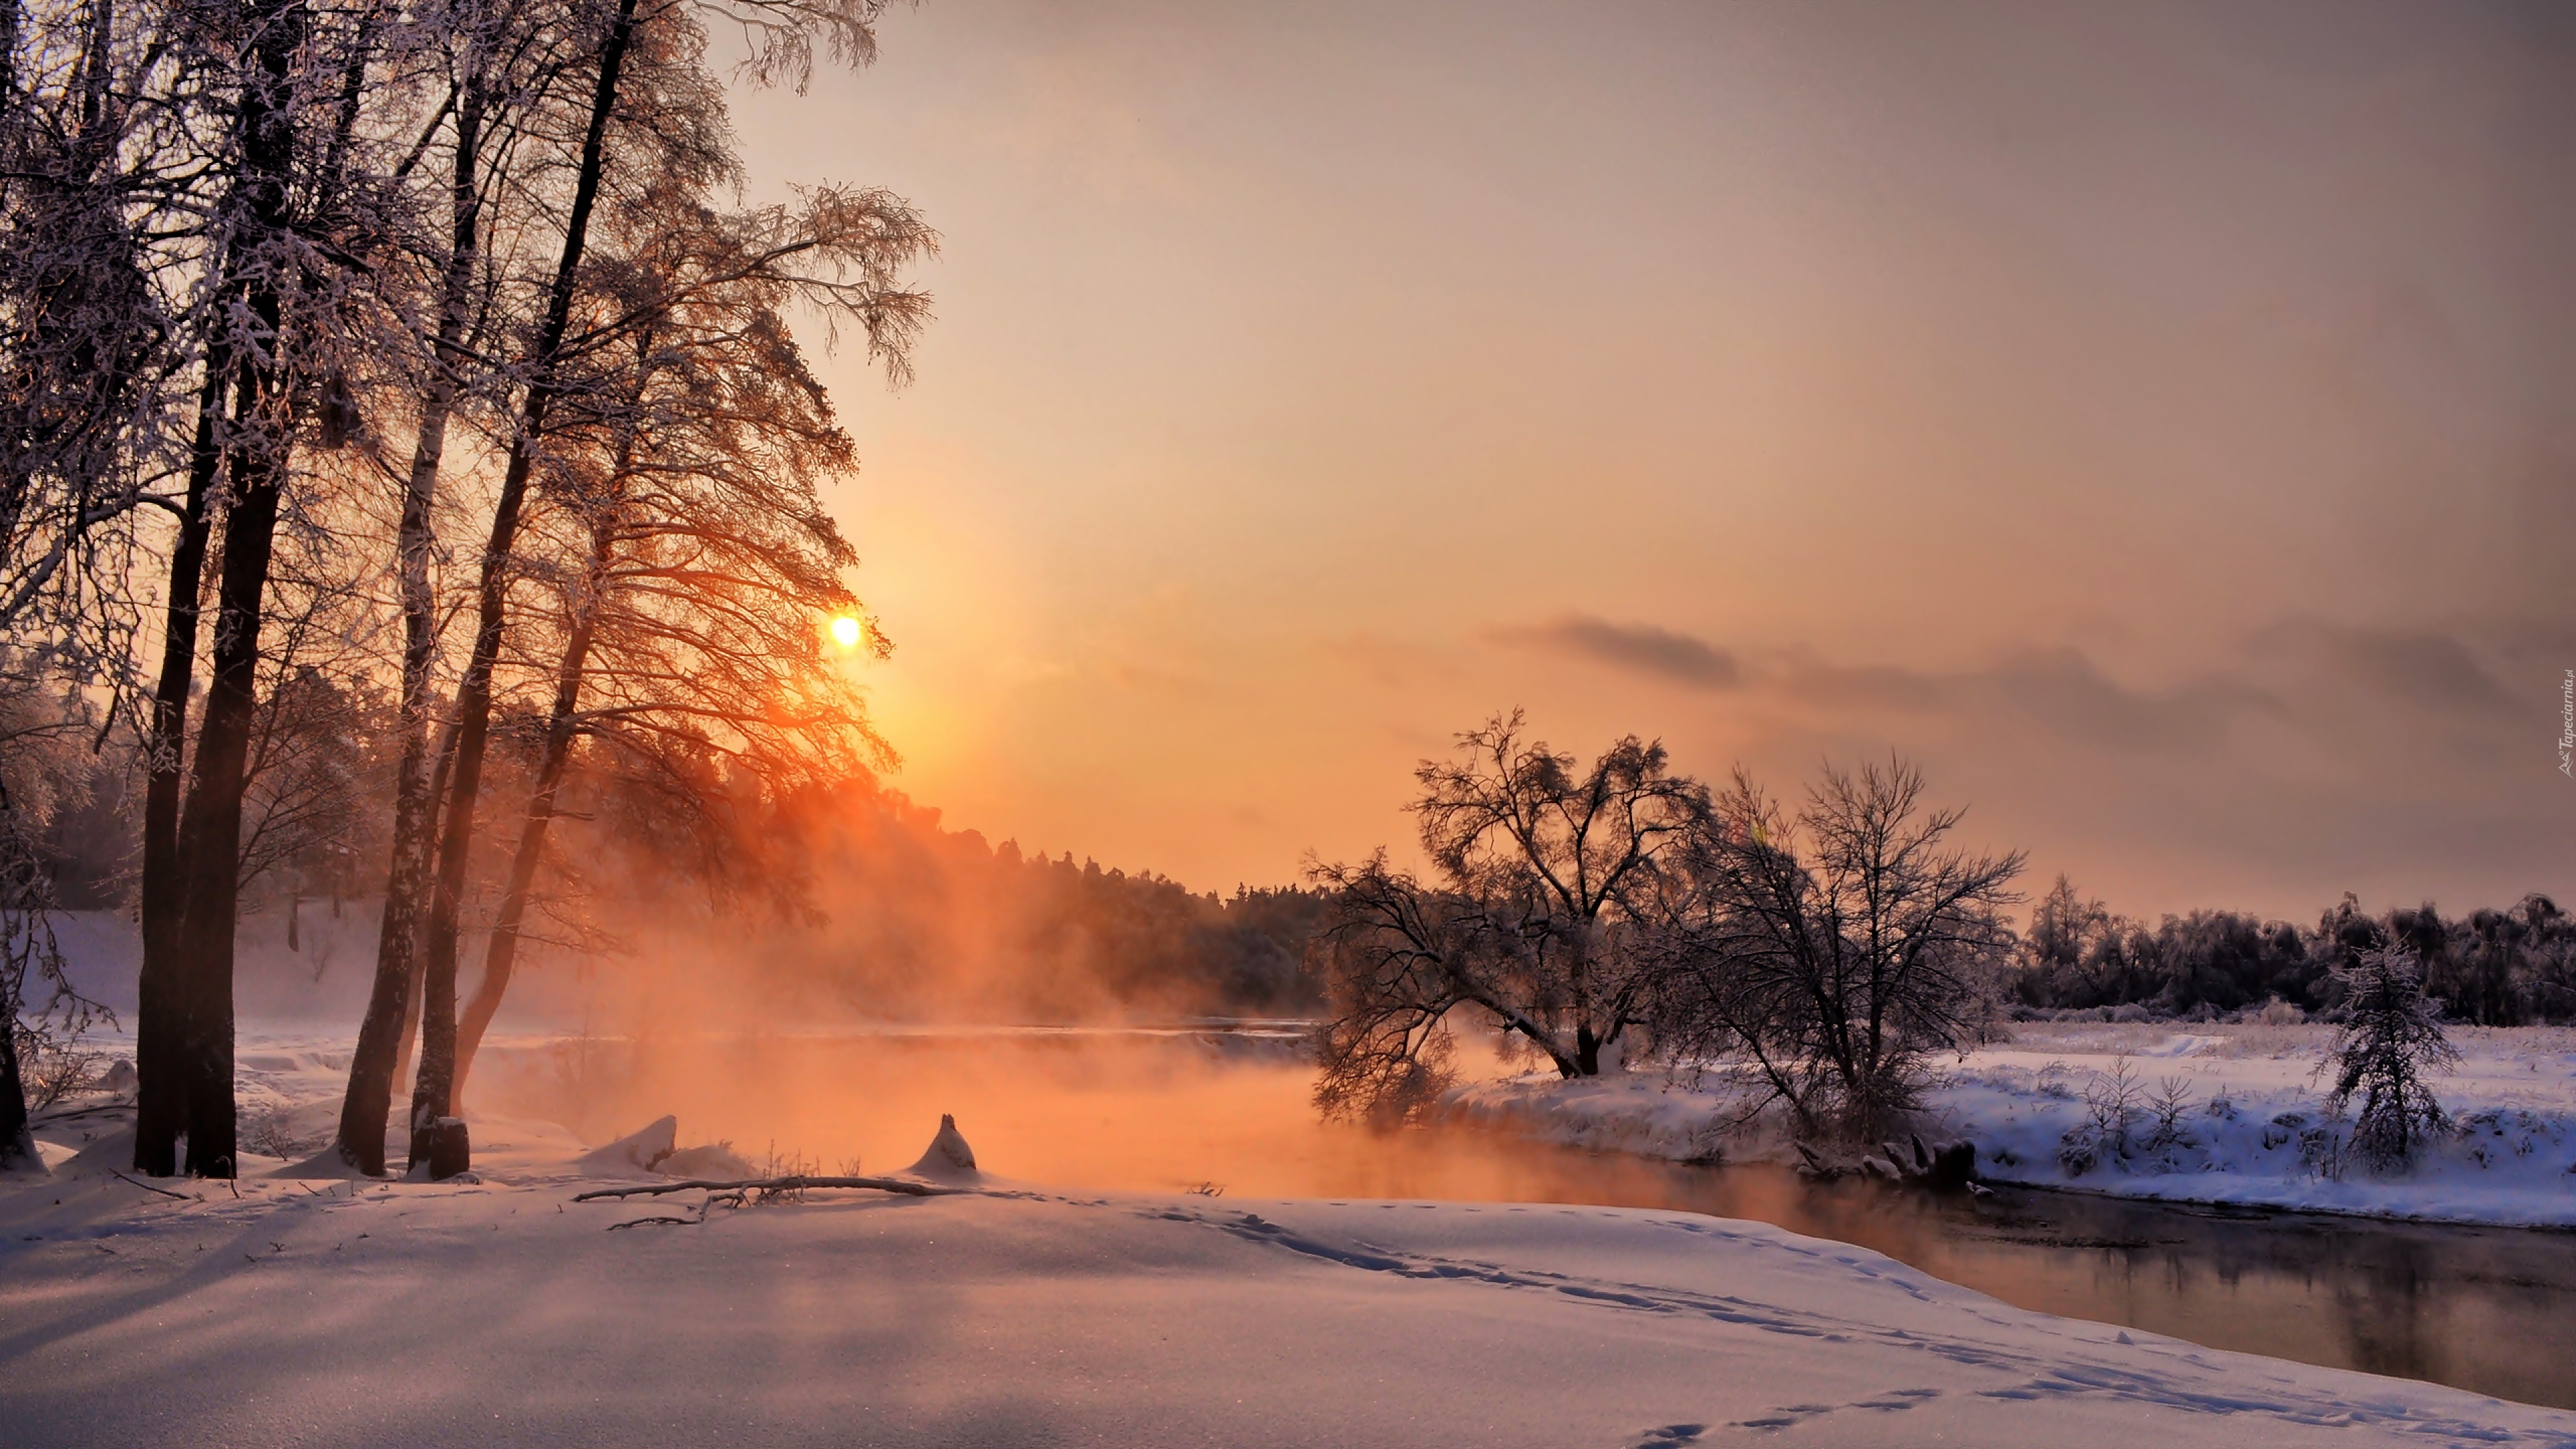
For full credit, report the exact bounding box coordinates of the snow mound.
[271,1144,378,1180]
[576,1116,680,1177]
[53,1126,139,1178]
[656,1142,755,1179]
[902,1114,979,1184]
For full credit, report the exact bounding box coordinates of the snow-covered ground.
[1442,1022,2576,1227]
[10,1097,2576,1448]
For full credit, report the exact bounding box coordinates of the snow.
[573,1114,683,1175]
[1443,1022,2576,1226]
[900,1111,981,1183]
[8,1108,2576,1448]
[13,1004,2576,1442]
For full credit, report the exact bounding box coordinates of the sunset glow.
[733,1,2572,916]
[7,3,2574,1442]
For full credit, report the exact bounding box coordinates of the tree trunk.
[389,716,462,1103]
[168,0,303,1179]
[335,72,485,1177]
[170,425,283,1179]
[448,712,572,1112]
[410,0,638,1171]
[454,506,615,1109]
[131,364,223,1177]
[0,1012,32,1171]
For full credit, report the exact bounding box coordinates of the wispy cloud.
[1489,615,1743,690]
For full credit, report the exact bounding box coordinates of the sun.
[830,615,863,651]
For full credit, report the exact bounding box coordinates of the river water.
[480,1027,2576,1409]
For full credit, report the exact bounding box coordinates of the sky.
[719,0,2574,920]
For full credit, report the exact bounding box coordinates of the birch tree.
[447,181,928,1104]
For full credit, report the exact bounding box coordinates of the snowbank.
[8,1134,2576,1446]
[1440,1022,2576,1227]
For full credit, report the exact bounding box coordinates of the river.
[478,1026,2576,1409]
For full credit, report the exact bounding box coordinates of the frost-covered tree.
[2321,941,2459,1172]
[345,0,919,1177]
[1310,714,1709,1119]
[0,680,106,1169]
[1655,758,2024,1140]
[443,176,930,1108]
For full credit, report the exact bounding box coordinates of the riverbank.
[11,1110,2576,1447]
[1440,1022,2576,1228]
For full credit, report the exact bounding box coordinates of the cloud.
[2247,619,2518,716]
[1786,648,2277,755]
[1491,615,1743,690]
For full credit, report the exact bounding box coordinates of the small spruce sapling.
[2143,1076,2196,1152]
[2321,942,2461,1172]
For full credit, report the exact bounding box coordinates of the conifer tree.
[2322,941,2459,1171]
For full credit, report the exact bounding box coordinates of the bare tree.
[335,0,604,1177]
[1656,757,2023,1140]
[0,680,105,1169]
[1310,713,1707,1119]
[447,180,926,1104]
[0,1,180,1166]
[400,0,913,1175]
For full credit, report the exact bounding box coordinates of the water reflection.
[482,1030,2576,1409]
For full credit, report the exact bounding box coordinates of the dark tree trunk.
[131,364,223,1177]
[168,0,303,1179]
[1,1014,31,1171]
[170,430,282,1179]
[336,73,486,1177]
[410,0,638,1169]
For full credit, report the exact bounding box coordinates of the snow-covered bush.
[2320,943,2460,1173]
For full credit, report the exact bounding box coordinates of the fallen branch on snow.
[606,1212,708,1230]
[107,1168,198,1202]
[573,1174,987,1204]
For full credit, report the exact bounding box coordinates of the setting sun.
[829,614,862,651]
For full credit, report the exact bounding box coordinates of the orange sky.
[725,0,2573,918]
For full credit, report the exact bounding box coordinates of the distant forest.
[34,722,2571,1030]
[735,778,1332,1020]
[2010,877,2576,1026]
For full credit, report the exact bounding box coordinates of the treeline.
[2010,879,2576,1026]
[1309,713,2568,1144]
[0,0,929,1178]
[736,779,1331,1020]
